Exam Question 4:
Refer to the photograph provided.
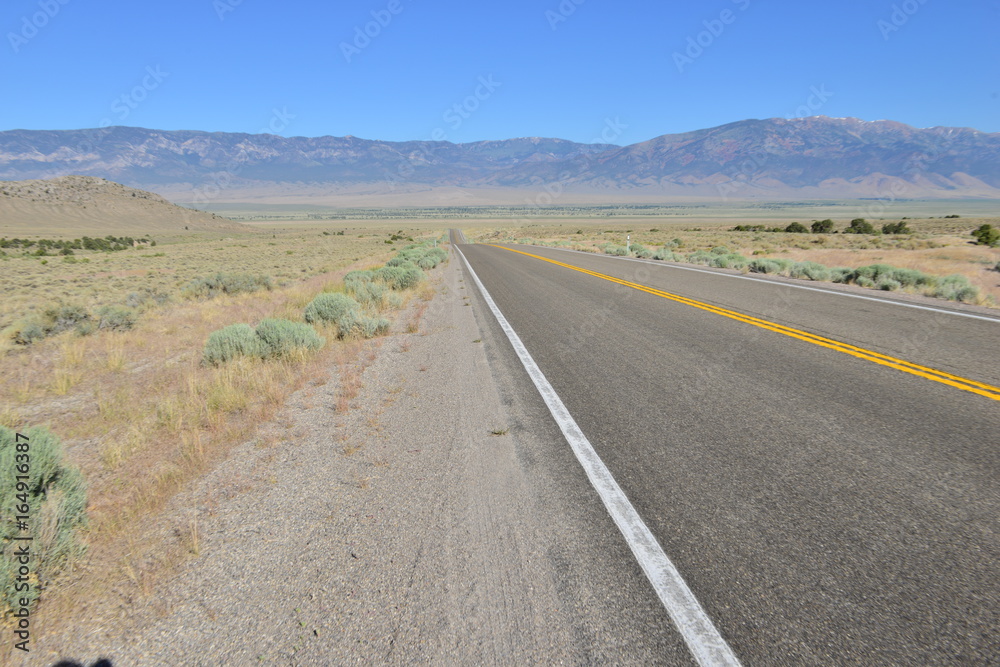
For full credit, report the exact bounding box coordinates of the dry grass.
[468,217,1000,305]
[0,226,449,647]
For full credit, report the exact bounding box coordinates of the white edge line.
[454,243,742,667]
[516,244,1000,324]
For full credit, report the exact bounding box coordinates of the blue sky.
[1,0,996,145]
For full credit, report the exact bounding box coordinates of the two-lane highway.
[455,235,999,665]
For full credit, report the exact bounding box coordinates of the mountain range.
[1,117,998,205]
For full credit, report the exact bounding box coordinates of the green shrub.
[7,317,47,345]
[710,246,730,255]
[373,263,425,290]
[877,277,902,291]
[931,275,979,302]
[96,306,137,331]
[856,276,875,288]
[971,224,1000,247]
[600,243,629,256]
[882,221,912,235]
[348,281,387,308]
[789,261,831,281]
[203,324,266,365]
[686,250,715,266]
[182,273,273,299]
[0,426,87,617]
[45,304,91,335]
[830,267,854,283]
[630,243,652,258]
[343,270,374,284]
[254,319,324,357]
[304,293,360,327]
[844,218,876,234]
[345,315,391,339]
[653,247,681,261]
[811,219,835,234]
[785,222,809,233]
[710,253,749,270]
[749,259,791,274]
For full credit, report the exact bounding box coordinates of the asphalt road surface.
[454,232,999,665]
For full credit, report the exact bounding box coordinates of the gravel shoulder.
[37,255,687,666]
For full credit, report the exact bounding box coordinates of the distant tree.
[785,222,809,233]
[811,219,835,234]
[844,218,876,234]
[971,224,1000,247]
[882,221,912,234]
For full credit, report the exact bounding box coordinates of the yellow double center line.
[489,245,1000,402]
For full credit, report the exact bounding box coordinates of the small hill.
[0,175,252,235]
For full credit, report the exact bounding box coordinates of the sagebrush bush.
[749,259,786,274]
[600,243,629,256]
[0,426,87,616]
[254,319,324,357]
[348,281,387,308]
[789,261,831,281]
[877,277,902,291]
[203,323,266,365]
[373,263,425,290]
[96,305,137,331]
[304,293,359,327]
[44,304,91,335]
[182,272,273,299]
[931,275,979,302]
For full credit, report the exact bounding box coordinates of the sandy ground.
[32,255,685,665]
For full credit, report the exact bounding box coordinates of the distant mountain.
[0,175,251,234]
[1,118,998,202]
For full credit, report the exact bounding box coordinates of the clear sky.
[1,0,996,146]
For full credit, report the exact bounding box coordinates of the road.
[454,232,999,665]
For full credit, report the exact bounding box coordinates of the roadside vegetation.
[0,227,447,632]
[472,216,999,306]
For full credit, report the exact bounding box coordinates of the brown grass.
[0,229,450,650]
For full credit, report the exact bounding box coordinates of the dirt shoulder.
[34,254,687,666]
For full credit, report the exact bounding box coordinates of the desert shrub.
[343,270,374,285]
[182,273,273,299]
[882,221,912,235]
[710,246,730,255]
[7,317,46,346]
[304,293,359,328]
[886,268,932,287]
[971,224,1000,247]
[686,250,715,266]
[203,324,266,365]
[44,304,91,335]
[876,277,902,291]
[710,253,749,270]
[630,243,652,258]
[96,306,136,331]
[856,276,875,288]
[830,267,854,283]
[0,426,87,617]
[843,218,876,235]
[348,281,387,308]
[785,222,809,233]
[749,259,791,274]
[373,263,425,290]
[254,319,324,357]
[789,261,831,281]
[348,316,391,339]
[811,219,835,234]
[931,275,979,302]
[600,243,629,256]
[653,247,682,261]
